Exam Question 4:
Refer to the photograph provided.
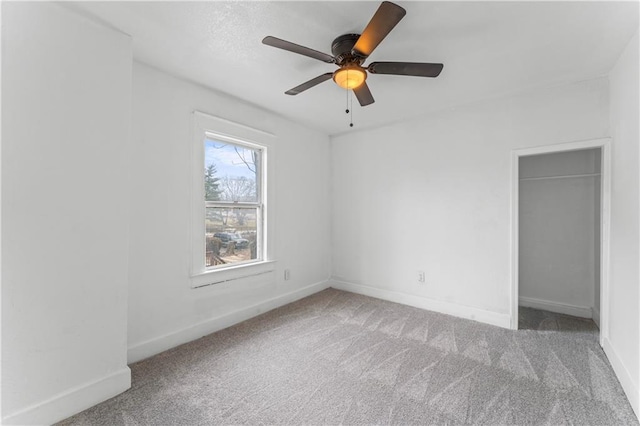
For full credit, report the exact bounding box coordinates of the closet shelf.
[519,172,601,181]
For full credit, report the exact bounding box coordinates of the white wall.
[1,3,132,424]
[608,28,639,416]
[519,149,601,318]
[331,77,609,327]
[127,62,331,362]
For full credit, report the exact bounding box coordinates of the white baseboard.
[603,337,640,419]
[329,279,511,329]
[592,305,601,328]
[127,280,331,364]
[519,296,593,318]
[2,367,131,426]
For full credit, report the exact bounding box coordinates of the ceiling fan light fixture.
[333,66,367,90]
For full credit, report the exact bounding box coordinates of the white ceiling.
[68,1,639,136]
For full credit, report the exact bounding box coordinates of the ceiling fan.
[262,1,443,107]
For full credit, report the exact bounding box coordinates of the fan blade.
[262,36,335,63]
[353,82,375,106]
[285,73,333,95]
[352,2,406,58]
[368,62,444,77]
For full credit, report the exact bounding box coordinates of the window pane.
[204,139,258,202]
[205,207,258,267]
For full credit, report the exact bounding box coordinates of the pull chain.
[345,84,349,115]
[342,69,354,128]
[349,90,354,127]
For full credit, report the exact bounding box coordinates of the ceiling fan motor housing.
[332,34,365,66]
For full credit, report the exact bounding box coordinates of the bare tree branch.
[234,146,256,173]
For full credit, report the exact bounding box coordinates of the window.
[204,138,262,268]
[191,111,273,286]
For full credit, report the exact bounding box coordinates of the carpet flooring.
[59,289,638,425]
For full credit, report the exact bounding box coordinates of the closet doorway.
[510,139,611,347]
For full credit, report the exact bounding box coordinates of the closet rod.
[520,172,601,182]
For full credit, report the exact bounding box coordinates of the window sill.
[190,260,276,289]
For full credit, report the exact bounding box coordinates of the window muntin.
[204,137,263,269]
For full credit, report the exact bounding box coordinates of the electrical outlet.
[284,269,291,281]
[417,271,426,283]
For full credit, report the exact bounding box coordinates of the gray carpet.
[58,289,638,425]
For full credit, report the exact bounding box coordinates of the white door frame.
[510,137,611,347]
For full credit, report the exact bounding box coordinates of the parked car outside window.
[213,232,249,249]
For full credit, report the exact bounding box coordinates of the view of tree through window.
[204,138,261,268]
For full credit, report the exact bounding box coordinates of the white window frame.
[190,111,275,288]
